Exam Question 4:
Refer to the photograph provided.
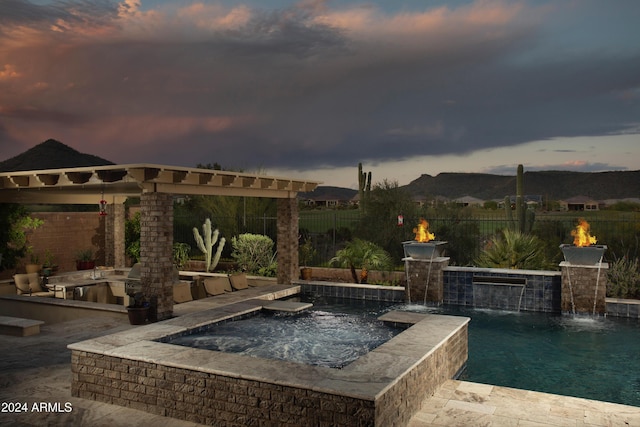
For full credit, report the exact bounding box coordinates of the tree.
[330,238,393,284]
[357,179,418,262]
[0,204,43,270]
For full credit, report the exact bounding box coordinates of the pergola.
[0,164,320,320]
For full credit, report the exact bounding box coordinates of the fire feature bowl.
[402,241,447,260]
[560,244,607,266]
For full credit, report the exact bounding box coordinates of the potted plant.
[299,237,316,280]
[75,248,96,270]
[126,292,149,325]
[25,251,41,274]
[19,215,44,274]
[42,249,58,277]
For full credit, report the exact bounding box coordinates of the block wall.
[276,198,298,285]
[140,193,174,321]
[375,323,467,426]
[405,258,450,303]
[0,212,104,279]
[71,351,376,426]
[561,264,608,314]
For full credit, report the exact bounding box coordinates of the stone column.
[104,203,126,268]
[140,193,174,321]
[560,262,608,314]
[277,197,298,285]
[405,257,450,304]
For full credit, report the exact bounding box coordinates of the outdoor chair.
[13,273,54,297]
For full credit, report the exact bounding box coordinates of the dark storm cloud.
[0,0,638,172]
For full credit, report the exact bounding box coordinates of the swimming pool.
[399,303,640,407]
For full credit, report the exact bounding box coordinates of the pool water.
[398,303,640,407]
[167,298,403,368]
[168,295,640,407]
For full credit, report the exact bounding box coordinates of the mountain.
[0,139,114,172]
[403,170,640,200]
[299,186,357,201]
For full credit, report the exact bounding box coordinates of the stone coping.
[0,294,126,314]
[559,261,609,269]
[292,279,405,291]
[68,296,469,402]
[445,265,564,276]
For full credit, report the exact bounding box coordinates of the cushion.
[229,273,248,290]
[173,281,193,303]
[13,273,42,295]
[203,277,232,296]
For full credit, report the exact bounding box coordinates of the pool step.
[263,301,313,313]
[0,315,44,337]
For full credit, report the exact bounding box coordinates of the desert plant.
[607,256,640,299]
[230,233,275,274]
[475,229,551,270]
[299,237,316,267]
[504,164,535,233]
[172,242,191,269]
[125,211,141,263]
[75,248,94,262]
[193,218,225,272]
[330,238,393,284]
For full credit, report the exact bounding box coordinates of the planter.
[402,241,447,260]
[76,260,96,271]
[25,264,41,274]
[300,267,313,280]
[127,306,149,325]
[560,244,607,266]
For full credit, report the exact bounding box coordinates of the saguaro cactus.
[358,162,372,212]
[193,218,225,272]
[505,165,535,233]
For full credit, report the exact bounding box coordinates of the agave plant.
[475,229,551,270]
[330,238,393,283]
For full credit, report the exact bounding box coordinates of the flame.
[413,218,435,242]
[571,218,597,247]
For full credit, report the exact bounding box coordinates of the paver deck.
[1,285,639,426]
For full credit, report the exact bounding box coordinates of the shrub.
[607,256,640,299]
[173,242,191,269]
[231,233,275,275]
[475,229,552,270]
[330,238,393,284]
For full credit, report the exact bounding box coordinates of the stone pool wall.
[443,267,562,312]
[69,286,469,426]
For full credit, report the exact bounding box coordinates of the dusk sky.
[1,0,639,189]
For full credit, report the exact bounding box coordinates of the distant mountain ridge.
[403,170,640,200]
[0,139,113,172]
[2,140,637,201]
[305,170,640,202]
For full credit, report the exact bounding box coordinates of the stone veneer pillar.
[276,197,298,285]
[104,203,126,268]
[560,262,608,314]
[405,257,450,304]
[140,193,174,321]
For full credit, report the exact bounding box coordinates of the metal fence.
[174,211,640,266]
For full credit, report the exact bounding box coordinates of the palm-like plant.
[475,229,551,270]
[330,238,393,283]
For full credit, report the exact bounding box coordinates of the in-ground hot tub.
[69,285,469,426]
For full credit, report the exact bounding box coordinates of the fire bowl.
[402,241,447,260]
[560,244,607,266]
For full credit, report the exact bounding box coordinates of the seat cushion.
[173,281,193,303]
[229,273,248,290]
[203,277,232,296]
[13,273,42,295]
